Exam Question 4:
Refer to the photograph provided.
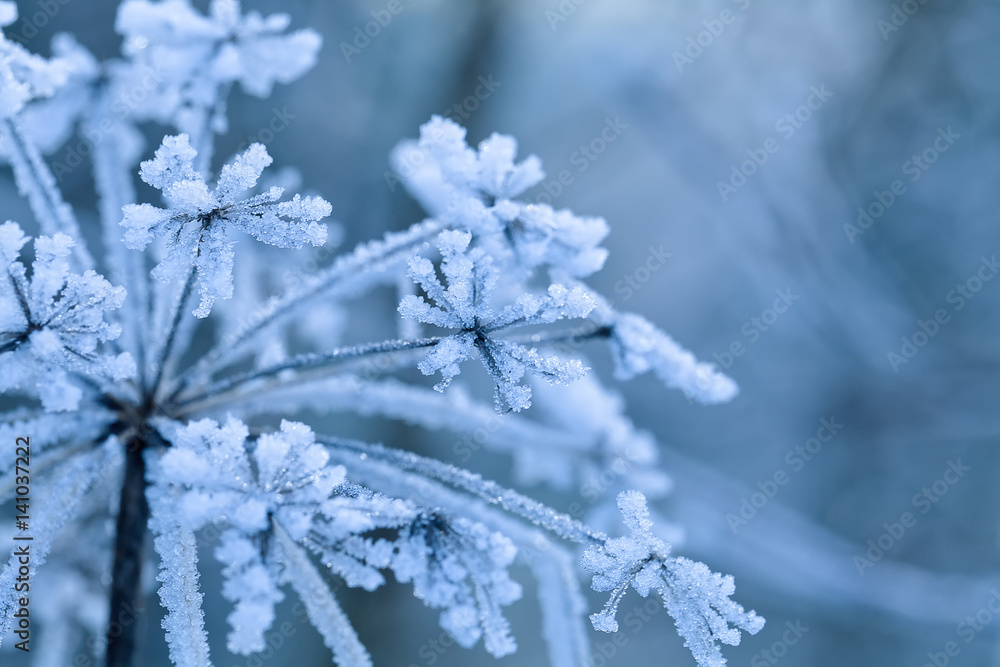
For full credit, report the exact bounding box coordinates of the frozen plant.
[0,1,761,666]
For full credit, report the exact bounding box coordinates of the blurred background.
[7,0,1000,665]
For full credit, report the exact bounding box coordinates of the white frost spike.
[121,135,330,316]
[275,522,373,667]
[399,230,594,412]
[609,313,738,404]
[148,486,212,667]
[216,529,284,654]
[660,558,766,667]
[582,492,764,666]
[0,222,133,410]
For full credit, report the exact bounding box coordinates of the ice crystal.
[0,222,133,410]
[399,229,594,412]
[583,492,764,666]
[121,134,330,317]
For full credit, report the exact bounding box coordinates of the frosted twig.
[321,436,606,546]
[169,336,441,414]
[0,117,93,270]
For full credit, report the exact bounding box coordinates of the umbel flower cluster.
[0,1,762,666]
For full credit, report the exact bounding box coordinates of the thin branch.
[0,335,26,355]
[174,220,443,393]
[1,117,94,270]
[89,88,149,394]
[493,322,612,344]
[170,323,611,418]
[150,265,197,399]
[321,436,606,546]
[6,268,31,322]
[169,336,440,415]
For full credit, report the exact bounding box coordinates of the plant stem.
[106,436,149,667]
[169,336,441,414]
[175,220,444,391]
[150,266,196,398]
[1,117,94,270]
[322,436,607,546]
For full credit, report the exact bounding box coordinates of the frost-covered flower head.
[0,2,75,119]
[115,0,321,135]
[156,417,344,537]
[153,417,350,654]
[121,133,331,316]
[400,229,595,412]
[391,118,737,411]
[393,116,610,279]
[11,34,100,155]
[152,417,523,660]
[0,222,133,410]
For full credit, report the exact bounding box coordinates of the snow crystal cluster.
[583,492,764,666]
[0,222,133,411]
[0,1,761,666]
[122,133,330,317]
[399,228,594,412]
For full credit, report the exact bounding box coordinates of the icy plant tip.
[584,491,765,666]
